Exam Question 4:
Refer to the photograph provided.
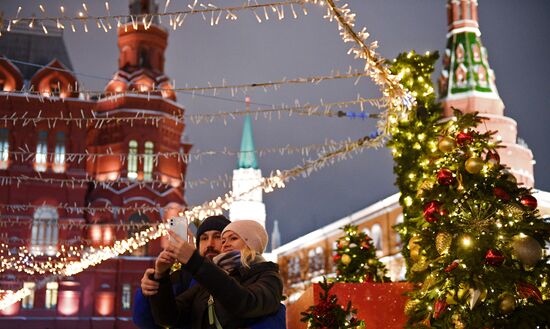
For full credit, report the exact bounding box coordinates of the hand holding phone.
[168,216,188,243]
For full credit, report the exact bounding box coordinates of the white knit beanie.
[222,220,268,253]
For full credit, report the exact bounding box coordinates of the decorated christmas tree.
[300,278,366,329]
[390,51,550,328]
[333,224,390,283]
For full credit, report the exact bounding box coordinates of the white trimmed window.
[371,224,383,253]
[143,141,154,181]
[22,282,36,309]
[31,206,58,255]
[122,284,131,310]
[53,131,66,173]
[127,140,138,180]
[45,282,58,310]
[0,128,8,169]
[35,131,48,172]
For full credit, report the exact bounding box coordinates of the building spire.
[271,220,281,250]
[237,96,258,169]
[439,0,534,187]
[439,0,503,117]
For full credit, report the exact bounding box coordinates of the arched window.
[455,43,465,63]
[371,224,383,251]
[0,128,8,169]
[45,281,58,309]
[477,65,487,85]
[455,64,467,87]
[143,141,154,181]
[49,79,62,97]
[307,249,316,277]
[315,246,325,274]
[127,140,138,180]
[35,131,48,172]
[288,255,301,283]
[472,44,481,62]
[31,206,58,255]
[128,213,149,256]
[53,131,66,173]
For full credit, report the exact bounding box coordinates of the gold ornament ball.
[435,232,452,255]
[498,293,516,314]
[341,254,352,265]
[465,157,484,174]
[367,258,377,266]
[512,235,543,266]
[438,136,456,153]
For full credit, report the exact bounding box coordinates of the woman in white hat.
[149,219,284,329]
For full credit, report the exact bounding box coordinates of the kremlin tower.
[87,0,192,256]
[229,97,267,228]
[439,0,534,187]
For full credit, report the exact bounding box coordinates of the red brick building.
[0,1,191,327]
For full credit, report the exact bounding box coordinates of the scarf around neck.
[213,250,267,273]
[213,250,242,273]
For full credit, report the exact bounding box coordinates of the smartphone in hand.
[168,216,188,243]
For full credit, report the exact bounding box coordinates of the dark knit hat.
[196,215,231,247]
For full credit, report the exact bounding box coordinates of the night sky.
[1,1,549,246]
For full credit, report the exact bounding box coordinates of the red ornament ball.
[520,195,538,210]
[485,249,505,266]
[456,131,474,146]
[423,201,444,223]
[493,187,511,202]
[437,168,455,186]
[486,151,500,166]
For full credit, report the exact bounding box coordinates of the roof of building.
[238,114,258,169]
[0,22,73,80]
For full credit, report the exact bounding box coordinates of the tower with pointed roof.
[229,97,267,228]
[439,0,534,187]
[87,0,192,257]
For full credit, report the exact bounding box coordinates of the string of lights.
[0,1,308,36]
[0,215,161,230]
[3,138,366,165]
[0,67,371,99]
[0,173,232,190]
[0,97,385,128]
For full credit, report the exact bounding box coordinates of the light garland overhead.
[4,138,366,166]
[0,97,384,130]
[0,66,370,98]
[0,1,308,36]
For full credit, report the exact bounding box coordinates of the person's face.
[221,231,247,253]
[198,230,223,259]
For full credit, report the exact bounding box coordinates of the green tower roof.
[237,114,258,169]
